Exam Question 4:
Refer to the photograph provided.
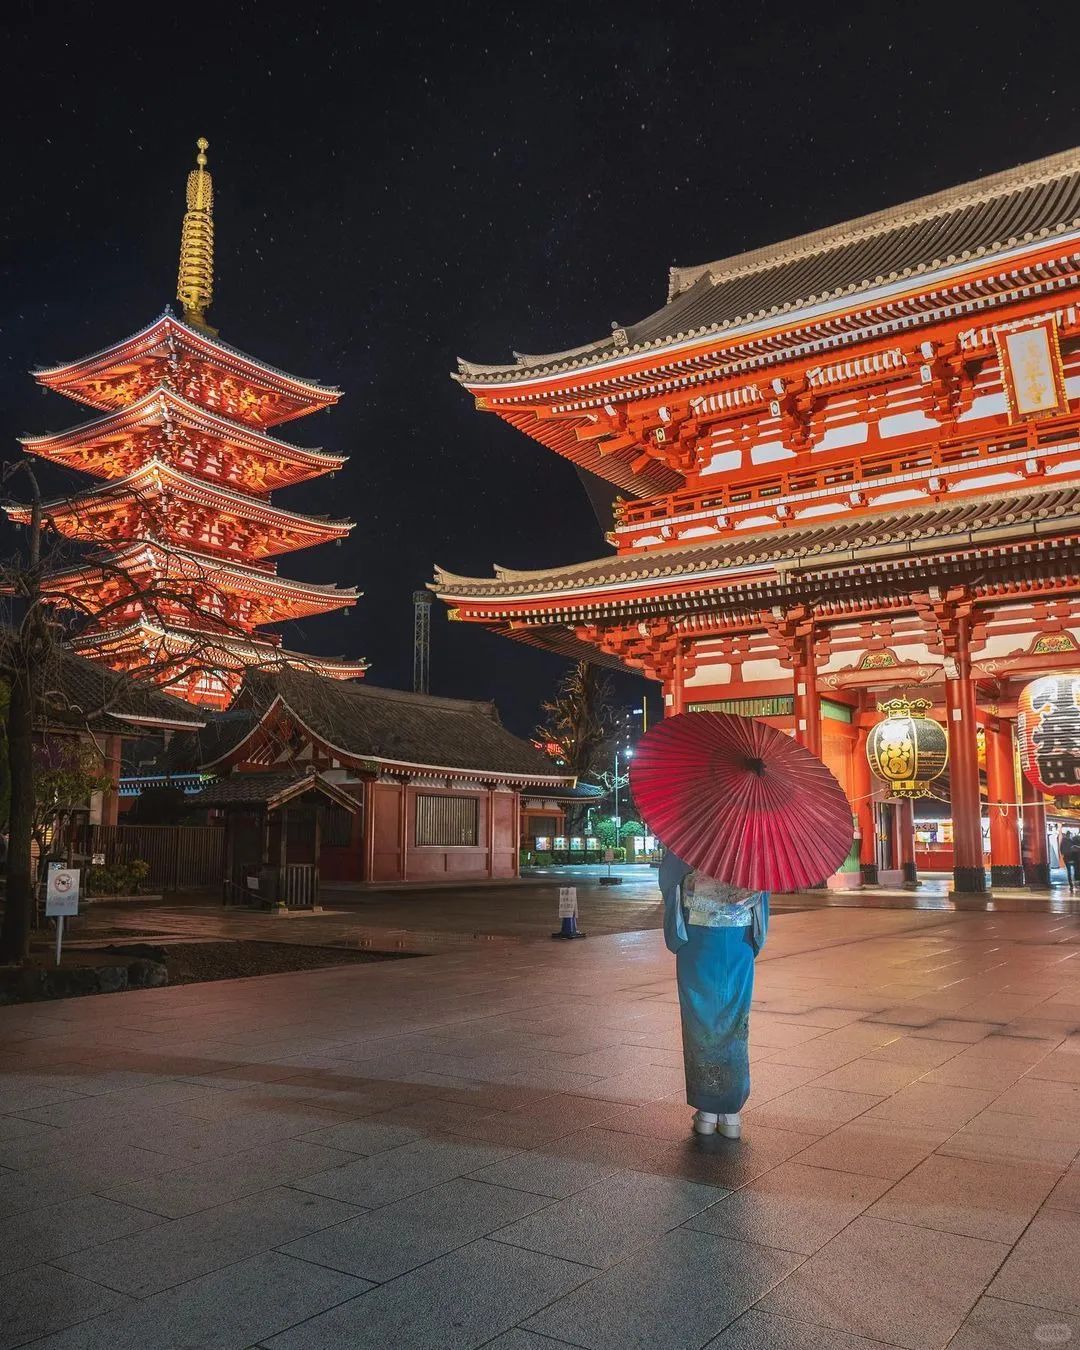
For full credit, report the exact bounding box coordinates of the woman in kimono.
[659,851,769,1138]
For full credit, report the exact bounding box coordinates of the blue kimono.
[658,851,769,1115]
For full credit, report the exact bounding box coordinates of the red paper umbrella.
[630,711,854,892]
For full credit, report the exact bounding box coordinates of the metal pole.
[412,591,432,694]
[55,916,63,967]
[613,749,620,830]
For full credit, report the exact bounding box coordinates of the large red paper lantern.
[1018,675,1080,796]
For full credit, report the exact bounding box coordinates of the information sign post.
[46,866,80,966]
[552,886,586,940]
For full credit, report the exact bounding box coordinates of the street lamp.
[613,745,632,832]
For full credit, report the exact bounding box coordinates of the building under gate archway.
[433,147,1080,895]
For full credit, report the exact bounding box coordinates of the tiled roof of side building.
[433,482,1080,599]
[191,769,358,810]
[0,637,207,731]
[457,145,1080,382]
[192,770,308,805]
[200,668,573,781]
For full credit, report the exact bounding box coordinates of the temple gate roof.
[457,146,1080,383]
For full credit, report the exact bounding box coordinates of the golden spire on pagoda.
[176,137,216,333]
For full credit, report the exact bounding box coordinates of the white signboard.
[603,849,615,863]
[558,886,578,918]
[91,852,105,866]
[1003,325,1062,415]
[46,867,80,917]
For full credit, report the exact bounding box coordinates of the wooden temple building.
[435,147,1080,894]
[185,669,572,887]
[11,139,365,709]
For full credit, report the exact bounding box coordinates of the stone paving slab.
[0,1192,163,1278]
[946,1296,1080,1350]
[986,1206,1080,1314]
[54,1186,363,1297]
[23,1252,370,1349]
[0,1266,132,1350]
[260,1238,590,1349]
[289,1135,520,1207]
[282,1174,549,1280]
[3,905,1080,1348]
[685,1160,892,1255]
[522,1226,802,1350]
[704,1309,895,1349]
[490,1168,725,1268]
[97,1137,362,1217]
[756,1215,1010,1350]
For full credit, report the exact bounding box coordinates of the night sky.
[5,2,1080,735]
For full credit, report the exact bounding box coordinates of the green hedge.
[87,859,151,895]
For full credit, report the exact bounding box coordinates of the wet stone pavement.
[2,905,1080,1348]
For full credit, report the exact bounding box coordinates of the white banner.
[558,887,578,917]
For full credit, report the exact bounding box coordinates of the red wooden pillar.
[102,733,122,827]
[487,785,497,878]
[669,643,686,716]
[944,632,987,894]
[1021,774,1050,888]
[513,791,521,878]
[397,778,409,882]
[987,721,1023,887]
[852,724,878,884]
[794,631,822,759]
[361,778,376,883]
[896,798,918,886]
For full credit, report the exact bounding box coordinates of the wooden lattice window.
[415,793,479,847]
[322,804,354,848]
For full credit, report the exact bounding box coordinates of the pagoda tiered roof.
[20,387,347,492]
[36,311,342,426]
[39,539,360,627]
[9,460,354,560]
[68,619,368,710]
[458,146,1080,384]
[22,140,364,707]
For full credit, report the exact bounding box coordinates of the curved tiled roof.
[41,540,360,602]
[191,769,358,811]
[36,311,341,397]
[0,634,206,732]
[433,482,1080,601]
[202,668,571,782]
[458,146,1080,383]
[70,620,367,677]
[21,386,346,472]
[18,460,354,540]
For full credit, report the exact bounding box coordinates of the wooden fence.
[282,863,318,909]
[76,824,226,892]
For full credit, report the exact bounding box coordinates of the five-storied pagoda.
[435,147,1080,894]
[10,139,365,708]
